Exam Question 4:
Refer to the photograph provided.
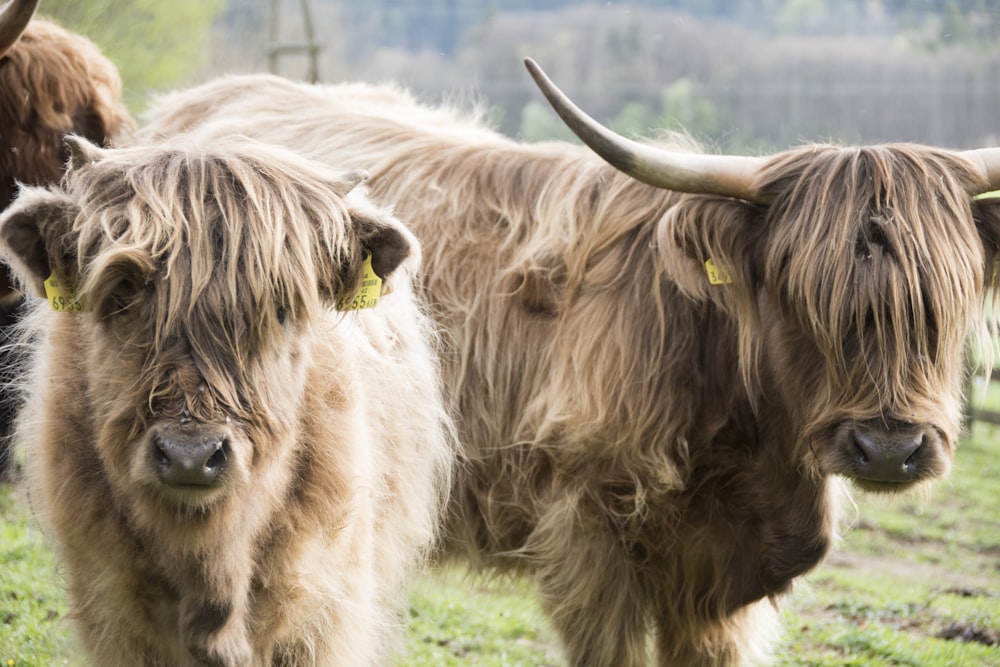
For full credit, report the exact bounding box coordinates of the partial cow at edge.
[141,68,1000,666]
[0,135,454,665]
[0,0,136,480]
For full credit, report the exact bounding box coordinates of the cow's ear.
[656,196,761,317]
[323,209,417,307]
[326,168,417,282]
[337,169,418,282]
[64,134,107,171]
[973,196,1000,287]
[0,186,80,299]
[352,211,417,282]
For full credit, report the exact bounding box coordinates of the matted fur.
[142,74,1000,666]
[0,135,454,666]
[0,15,136,481]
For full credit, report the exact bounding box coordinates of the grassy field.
[2,416,998,666]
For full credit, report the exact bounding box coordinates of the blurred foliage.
[519,100,577,143]
[202,0,1000,150]
[131,0,1000,150]
[37,0,225,108]
[319,0,1000,57]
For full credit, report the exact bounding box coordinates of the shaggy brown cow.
[140,70,1000,665]
[0,0,135,480]
[0,134,454,666]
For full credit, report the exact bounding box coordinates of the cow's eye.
[276,305,289,325]
[96,279,143,322]
[101,292,134,320]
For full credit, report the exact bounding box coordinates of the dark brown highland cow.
[0,135,453,665]
[140,66,1000,666]
[0,0,135,480]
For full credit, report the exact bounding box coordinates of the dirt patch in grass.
[824,548,998,593]
[937,621,999,647]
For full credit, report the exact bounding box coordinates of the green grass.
[0,489,79,667]
[3,422,998,666]
[404,570,561,666]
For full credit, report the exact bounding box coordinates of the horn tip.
[523,57,543,81]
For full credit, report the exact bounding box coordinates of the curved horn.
[524,57,767,202]
[0,0,38,58]
[961,147,1000,194]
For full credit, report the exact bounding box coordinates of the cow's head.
[526,58,1000,494]
[0,135,417,517]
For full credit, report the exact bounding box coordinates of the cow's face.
[0,136,416,519]
[661,144,1000,492]
[524,59,1000,494]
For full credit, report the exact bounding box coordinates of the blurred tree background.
[37,0,1000,152]
[37,0,225,109]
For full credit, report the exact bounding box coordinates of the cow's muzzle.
[152,425,229,488]
[840,419,946,488]
[851,424,923,482]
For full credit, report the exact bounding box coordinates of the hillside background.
[208,0,1000,153]
[36,0,1000,151]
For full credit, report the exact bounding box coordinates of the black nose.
[153,431,228,488]
[851,425,924,483]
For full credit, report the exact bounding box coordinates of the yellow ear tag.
[44,273,90,312]
[335,251,382,311]
[705,258,733,285]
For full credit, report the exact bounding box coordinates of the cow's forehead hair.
[756,143,987,387]
[67,138,360,330]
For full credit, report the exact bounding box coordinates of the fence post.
[267,0,321,83]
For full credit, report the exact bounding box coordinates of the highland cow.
[0,134,454,666]
[140,68,1000,666]
[0,0,135,480]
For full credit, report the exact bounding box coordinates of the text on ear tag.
[44,273,91,312]
[704,258,733,285]
[336,251,382,311]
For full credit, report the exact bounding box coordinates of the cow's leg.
[531,518,650,667]
[654,599,779,667]
[176,552,257,667]
[179,595,256,667]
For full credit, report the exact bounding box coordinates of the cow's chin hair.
[122,479,240,534]
[152,484,232,515]
[850,478,933,495]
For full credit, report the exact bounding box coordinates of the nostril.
[154,436,171,470]
[205,440,228,475]
[902,435,925,470]
[853,438,870,466]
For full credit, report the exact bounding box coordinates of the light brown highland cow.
[141,69,1000,666]
[0,134,454,666]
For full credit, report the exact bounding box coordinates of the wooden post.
[267,0,321,83]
